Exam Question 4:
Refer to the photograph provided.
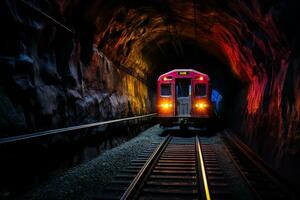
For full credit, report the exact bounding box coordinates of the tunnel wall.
[1,0,299,186]
[222,1,300,183]
[84,0,300,184]
[0,1,151,136]
[239,55,300,183]
[200,0,300,184]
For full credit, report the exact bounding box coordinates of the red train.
[157,69,213,129]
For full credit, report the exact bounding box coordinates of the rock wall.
[228,1,300,182]
[0,0,151,136]
[1,0,299,185]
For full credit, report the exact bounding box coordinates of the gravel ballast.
[20,125,164,200]
[200,133,255,200]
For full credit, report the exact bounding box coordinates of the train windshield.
[195,83,207,96]
[160,83,172,96]
[176,79,191,97]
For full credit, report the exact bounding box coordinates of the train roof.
[157,69,209,81]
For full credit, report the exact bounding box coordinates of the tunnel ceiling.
[54,0,298,120]
[60,0,291,85]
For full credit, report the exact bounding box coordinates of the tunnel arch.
[138,33,243,118]
[71,0,300,187]
[1,0,300,188]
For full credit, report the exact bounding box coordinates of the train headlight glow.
[160,103,173,109]
[195,102,208,110]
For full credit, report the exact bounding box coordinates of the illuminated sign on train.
[178,71,189,76]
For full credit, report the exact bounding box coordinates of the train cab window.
[176,79,191,97]
[161,83,172,96]
[195,84,207,96]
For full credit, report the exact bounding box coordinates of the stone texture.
[0,0,299,187]
[0,0,151,136]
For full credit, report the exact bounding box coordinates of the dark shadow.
[0,119,156,199]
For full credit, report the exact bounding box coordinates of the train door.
[175,78,191,116]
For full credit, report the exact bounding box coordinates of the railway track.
[199,138,231,200]
[223,133,297,200]
[96,132,299,200]
[96,135,231,200]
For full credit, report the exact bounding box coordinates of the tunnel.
[0,0,300,199]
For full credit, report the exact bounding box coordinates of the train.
[157,69,213,129]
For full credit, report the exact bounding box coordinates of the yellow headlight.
[195,102,208,110]
[160,103,173,109]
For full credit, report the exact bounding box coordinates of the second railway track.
[96,135,231,200]
[223,133,297,200]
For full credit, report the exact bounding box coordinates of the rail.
[0,113,157,145]
[223,132,297,200]
[120,135,171,200]
[119,135,212,200]
[196,136,211,200]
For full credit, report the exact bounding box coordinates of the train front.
[157,69,212,129]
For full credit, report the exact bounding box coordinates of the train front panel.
[157,69,212,128]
